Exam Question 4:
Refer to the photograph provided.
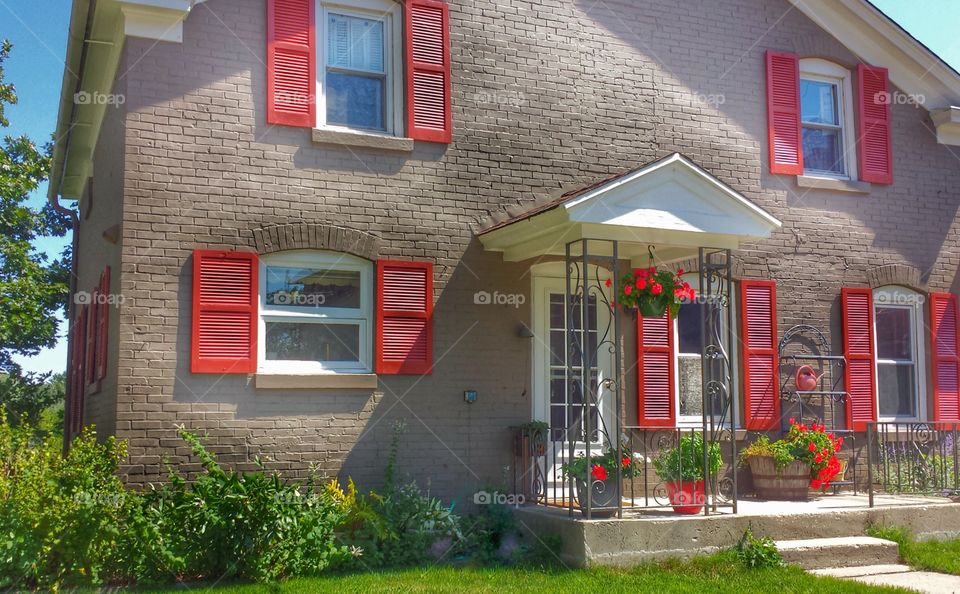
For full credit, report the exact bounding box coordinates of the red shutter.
[405,0,452,143]
[376,260,433,374]
[266,0,315,127]
[842,288,878,431]
[191,251,258,374]
[637,311,675,427]
[740,280,780,430]
[856,64,893,185]
[765,50,803,175]
[72,305,88,436]
[86,291,97,385]
[96,267,110,381]
[930,292,960,422]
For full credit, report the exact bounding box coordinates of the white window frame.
[258,250,373,375]
[799,59,858,181]
[316,0,404,136]
[674,274,739,428]
[873,286,926,422]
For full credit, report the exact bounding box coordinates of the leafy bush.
[117,427,350,584]
[653,432,723,482]
[0,408,129,590]
[736,528,782,569]
[741,420,845,488]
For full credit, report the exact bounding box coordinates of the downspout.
[53,0,96,449]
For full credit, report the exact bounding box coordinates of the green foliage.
[560,442,640,480]
[736,528,783,569]
[653,432,723,482]
[117,427,350,584]
[0,40,71,372]
[0,408,129,591]
[0,370,65,428]
[740,435,795,469]
[461,499,521,565]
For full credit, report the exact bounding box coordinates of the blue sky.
[1,0,959,374]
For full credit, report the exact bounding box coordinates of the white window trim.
[316,0,404,136]
[799,58,859,181]
[873,286,927,422]
[674,274,739,429]
[258,250,373,375]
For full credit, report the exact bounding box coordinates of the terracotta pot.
[748,456,810,501]
[665,480,706,514]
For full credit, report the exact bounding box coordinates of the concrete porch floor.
[514,494,960,567]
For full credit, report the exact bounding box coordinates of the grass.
[867,525,960,575]
[127,551,911,594]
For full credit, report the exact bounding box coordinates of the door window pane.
[265,322,361,363]
[265,266,362,309]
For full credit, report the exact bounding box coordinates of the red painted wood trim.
[842,287,878,431]
[765,50,803,175]
[856,64,893,184]
[191,250,259,374]
[266,0,316,127]
[96,266,110,381]
[930,292,960,422]
[404,0,452,143]
[739,280,781,430]
[376,259,434,375]
[636,311,676,427]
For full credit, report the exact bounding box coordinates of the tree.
[0,39,72,423]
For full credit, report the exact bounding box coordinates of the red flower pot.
[666,480,705,514]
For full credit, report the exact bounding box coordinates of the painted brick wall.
[81,0,960,503]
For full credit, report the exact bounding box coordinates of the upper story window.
[873,286,926,421]
[318,0,402,134]
[259,250,373,374]
[799,59,857,180]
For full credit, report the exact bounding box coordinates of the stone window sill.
[311,127,414,152]
[255,373,378,390]
[796,175,871,194]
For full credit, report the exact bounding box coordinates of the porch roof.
[477,153,782,264]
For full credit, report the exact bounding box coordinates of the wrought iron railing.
[866,422,960,507]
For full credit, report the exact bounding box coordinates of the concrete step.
[775,536,900,570]
[812,564,914,578]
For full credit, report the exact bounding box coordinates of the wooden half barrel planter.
[747,456,810,501]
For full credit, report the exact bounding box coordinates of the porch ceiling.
[478,153,782,264]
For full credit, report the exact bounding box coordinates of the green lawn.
[868,525,960,575]
[131,552,910,594]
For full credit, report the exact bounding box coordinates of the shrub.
[653,432,722,482]
[736,528,782,569]
[0,408,129,590]
[117,427,350,584]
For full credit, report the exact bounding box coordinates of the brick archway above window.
[866,264,926,292]
[252,223,381,260]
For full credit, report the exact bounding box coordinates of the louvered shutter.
[86,292,97,385]
[191,251,258,374]
[376,260,433,375]
[637,311,675,427]
[96,267,110,381]
[856,64,893,184]
[765,50,803,175]
[842,288,878,431]
[405,0,452,143]
[72,305,88,436]
[267,0,316,127]
[930,292,960,422]
[740,281,780,430]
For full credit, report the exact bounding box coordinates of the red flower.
[808,442,817,452]
[591,464,608,481]
[624,285,633,296]
[828,433,835,440]
[636,278,648,290]
[814,453,823,463]
[651,283,663,295]
[677,268,685,276]
[622,456,631,467]
[604,278,612,287]
[789,417,796,425]
[636,268,648,278]
[810,479,822,489]
[647,266,656,275]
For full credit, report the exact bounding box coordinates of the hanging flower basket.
[607,266,694,319]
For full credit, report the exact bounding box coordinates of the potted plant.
[652,432,723,514]
[519,420,549,457]
[607,266,694,318]
[561,445,639,516]
[741,419,845,500]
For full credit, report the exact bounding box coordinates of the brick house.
[50,0,960,518]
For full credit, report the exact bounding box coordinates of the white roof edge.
[563,153,783,229]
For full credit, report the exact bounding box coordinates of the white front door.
[531,272,615,498]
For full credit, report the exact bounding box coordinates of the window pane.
[265,322,361,363]
[875,306,912,360]
[677,302,702,354]
[800,79,839,125]
[327,14,384,73]
[878,363,916,417]
[265,266,361,309]
[326,73,384,130]
[802,127,844,174]
[678,356,703,416]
